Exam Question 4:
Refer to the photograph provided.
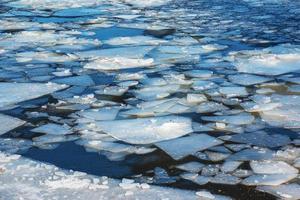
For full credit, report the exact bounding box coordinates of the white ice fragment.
[156,134,223,160]
[220,161,242,173]
[201,113,255,125]
[231,44,300,75]
[84,57,154,71]
[31,123,72,135]
[224,131,291,148]
[0,114,25,135]
[258,184,300,200]
[228,74,271,86]
[0,82,67,108]
[242,174,297,186]
[259,95,300,128]
[104,36,167,46]
[250,160,298,174]
[94,115,193,144]
[185,70,213,78]
[186,94,207,104]
[195,191,215,199]
[210,173,241,185]
[219,87,248,98]
[53,75,94,86]
[77,107,120,121]
[176,162,204,173]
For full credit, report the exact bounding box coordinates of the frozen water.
[228,74,272,86]
[202,113,255,125]
[0,152,199,200]
[224,131,291,148]
[93,116,193,144]
[231,45,300,75]
[31,123,72,135]
[0,82,67,108]
[176,162,204,173]
[258,184,300,200]
[242,174,298,186]
[250,160,298,174]
[0,114,25,135]
[84,57,154,71]
[259,95,300,128]
[156,134,223,160]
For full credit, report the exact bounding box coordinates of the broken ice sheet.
[0,114,25,135]
[210,173,241,185]
[104,36,167,46]
[93,115,193,144]
[259,95,300,128]
[53,75,95,87]
[0,152,200,200]
[228,74,272,86]
[230,44,300,76]
[228,148,275,161]
[31,123,72,135]
[156,134,223,160]
[76,107,120,121]
[84,57,154,71]
[201,113,255,125]
[250,160,298,175]
[242,174,298,186]
[16,51,77,63]
[0,82,67,109]
[258,184,300,200]
[175,162,204,173]
[133,84,181,101]
[219,86,248,98]
[223,131,291,148]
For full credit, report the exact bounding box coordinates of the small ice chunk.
[210,173,241,185]
[250,160,298,174]
[95,86,128,96]
[94,116,193,144]
[31,123,72,135]
[228,74,271,86]
[242,174,298,186]
[156,134,223,160]
[219,87,248,98]
[186,94,207,104]
[0,114,25,135]
[104,36,166,46]
[202,113,255,125]
[195,191,215,199]
[185,70,213,78]
[176,162,204,173]
[220,161,242,173]
[228,148,274,161]
[53,75,94,86]
[258,184,300,200]
[77,107,119,121]
[192,80,218,91]
[84,57,154,71]
[224,131,291,148]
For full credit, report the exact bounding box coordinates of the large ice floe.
[0,83,67,109]
[229,44,300,75]
[0,152,201,200]
[89,116,192,144]
[0,0,299,199]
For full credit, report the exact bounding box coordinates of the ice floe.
[93,116,193,144]
[230,44,300,75]
[0,82,67,108]
[0,114,25,135]
[156,134,223,160]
